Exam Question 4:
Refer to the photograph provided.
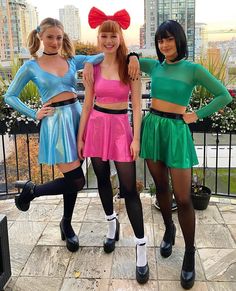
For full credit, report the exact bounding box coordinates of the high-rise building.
[144,0,195,60]
[0,0,38,61]
[195,23,208,60]
[140,25,145,49]
[59,5,81,41]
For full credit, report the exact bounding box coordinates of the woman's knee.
[175,194,192,209]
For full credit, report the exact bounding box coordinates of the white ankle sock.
[135,237,147,267]
[106,212,117,239]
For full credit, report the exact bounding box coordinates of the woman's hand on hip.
[182,112,198,124]
[36,104,54,120]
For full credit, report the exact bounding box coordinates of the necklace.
[43,52,58,56]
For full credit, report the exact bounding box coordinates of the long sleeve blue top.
[4,54,104,120]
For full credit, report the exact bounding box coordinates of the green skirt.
[140,112,198,168]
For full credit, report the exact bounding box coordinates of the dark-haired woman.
[129,20,232,289]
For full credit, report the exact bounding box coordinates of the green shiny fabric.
[140,112,198,168]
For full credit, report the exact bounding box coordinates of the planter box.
[191,185,211,210]
[0,215,11,290]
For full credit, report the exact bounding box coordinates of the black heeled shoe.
[136,244,149,284]
[14,180,36,211]
[160,223,176,258]
[180,247,195,289]
[104,218,120,253]
[60,220,79,252]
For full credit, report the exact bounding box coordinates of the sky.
[29,0,236,45]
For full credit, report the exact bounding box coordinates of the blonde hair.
[27,17,75,59]
[98,20,129,84]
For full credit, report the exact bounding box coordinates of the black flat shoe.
[104,218,120,253]
[60,221,79,252]
[160,223,176,258]
[180,247,195,289]
[136,244,149,284]
[14,180,35,211]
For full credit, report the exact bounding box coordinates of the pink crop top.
[93,64,130,103]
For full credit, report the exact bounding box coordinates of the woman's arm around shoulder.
[73,53,104,70]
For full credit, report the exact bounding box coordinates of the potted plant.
[191,173,212,210]
[149,181,177,211]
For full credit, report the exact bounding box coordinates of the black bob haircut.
[155,20,188,63]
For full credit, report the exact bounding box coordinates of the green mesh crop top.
[139,58,232,119]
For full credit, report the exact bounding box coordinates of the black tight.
[91,157,144,239]
[33,166,85,237]
[146,159,195,249]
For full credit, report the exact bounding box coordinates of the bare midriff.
[95,101,128,110]
[46,91,77,105]
[151,98,186,114]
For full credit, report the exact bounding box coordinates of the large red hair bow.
[88,7,130,30]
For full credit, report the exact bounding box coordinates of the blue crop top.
[4,54,104,120]
[140,58,232,119]
[93,64,130,104]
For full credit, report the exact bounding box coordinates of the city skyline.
[20,0,236,45]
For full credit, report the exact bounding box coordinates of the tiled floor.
[1,193,236,291]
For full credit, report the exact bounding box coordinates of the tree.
[74,41,100,55]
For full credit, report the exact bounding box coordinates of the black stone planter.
[191,185,211,210]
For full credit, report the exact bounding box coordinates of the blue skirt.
[38,100,82,165]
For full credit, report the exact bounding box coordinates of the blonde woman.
[4,17,103,252]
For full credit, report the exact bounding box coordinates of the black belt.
[50,97,78,107]
[150,108,183,120]
[94,104,128,114]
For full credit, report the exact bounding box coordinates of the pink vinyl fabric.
[83,108,133,162]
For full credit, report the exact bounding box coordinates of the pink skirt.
[83,108,133,162]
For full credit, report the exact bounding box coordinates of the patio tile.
[13,277,62,291]
[196,224,236,248]
[110,279,158,290]
[207,282,236,290]
[158,281,208,291]
[65,247,112,279]
[61,278,110,291]
[199,248,236,281]
[217,204,236,224]
[9,221,46,245]
[4,276,17,291]
[111,247,157,280]
[84,203,106,222]
[157,248,205,281]
[0,200,21,220]
[37,221,81,246]
[21,245,71,277]
[195,205,224,225]
[15,204,57,222]
[50,201,88,222]
[9,244,34,276]
[79,222,106,247]
[228,224,236,241]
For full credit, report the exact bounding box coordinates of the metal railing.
[0,96,235,199]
